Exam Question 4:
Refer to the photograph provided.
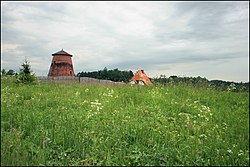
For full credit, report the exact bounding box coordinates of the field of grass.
[1,76,249,166]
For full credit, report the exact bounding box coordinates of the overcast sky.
[1,1,249,82]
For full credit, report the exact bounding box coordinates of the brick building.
[48,49,74,77]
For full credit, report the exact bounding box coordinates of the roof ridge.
[52,49,72,57]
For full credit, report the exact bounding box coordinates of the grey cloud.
[156,2,248,41]
[1,1,249,81]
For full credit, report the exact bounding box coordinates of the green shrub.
[16,58,36,84]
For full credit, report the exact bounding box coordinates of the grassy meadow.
[1,76,249,166]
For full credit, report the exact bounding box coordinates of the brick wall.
[48,55,74,77]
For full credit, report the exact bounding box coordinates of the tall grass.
[1,76,249,166]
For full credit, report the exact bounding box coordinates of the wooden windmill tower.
[48,49,74,77]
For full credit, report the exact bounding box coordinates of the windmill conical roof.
[52,49,72,57]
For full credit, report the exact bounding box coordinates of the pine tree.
[16,58,36,84]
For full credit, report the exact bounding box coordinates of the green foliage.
[77,67,134,83]
[16,72,36,84]
[77,69,248,92]
[1,69,6,75]
[152,76,249,92]
[16,58,36,84]
[6,69,16,76]
[1,69,17,76]
[1,78,249,166]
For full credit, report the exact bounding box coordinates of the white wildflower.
[227,149,233,154]
[199,134,207,139]
[90,100,103,111]
[194,100,199,104]
[238,150,244,156]
[75,91,80,96]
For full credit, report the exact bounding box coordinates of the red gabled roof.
[131,70,153,85]
[52,49,72,57]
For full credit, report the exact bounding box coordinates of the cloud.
[1,1,249,82]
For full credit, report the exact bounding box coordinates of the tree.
[1,69,6,76]
[77,68,134,83]
[102,67,108,80]
[16,58,36,84]
[6,69,15,76]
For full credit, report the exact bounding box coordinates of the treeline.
[2,66,248,92]
[77,67,134,83]
[1,69,18,76]
[1,59,36,84]
[151,75,249,92]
